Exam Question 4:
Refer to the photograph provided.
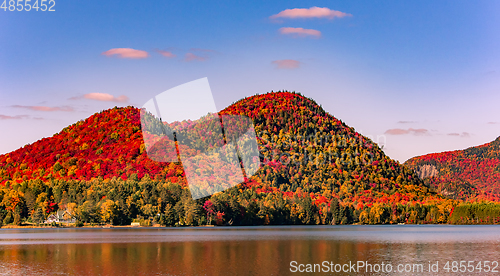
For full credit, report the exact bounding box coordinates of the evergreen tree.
[33,208,45,224]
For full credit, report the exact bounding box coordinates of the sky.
[1,0,499,162]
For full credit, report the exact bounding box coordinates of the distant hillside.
[405,137,500,201]
[1,92,450,227]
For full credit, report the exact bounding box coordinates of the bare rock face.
[415,164,438,179]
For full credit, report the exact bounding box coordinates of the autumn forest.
[1,92,499,227]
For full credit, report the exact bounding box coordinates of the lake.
[1,225,500,275]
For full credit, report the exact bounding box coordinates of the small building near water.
[44,209,76,224]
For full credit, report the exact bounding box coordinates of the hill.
[405,137,500,201]
[0,92,450,227]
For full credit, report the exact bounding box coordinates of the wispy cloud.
[270,7,352,21]
[183,48,217,62]
[488,122,499,125]
[271,59,301,69]
[0,114,30,120]
[448,132,470,138]
[184,52,207,62]
[70,93,129,103]
[279,27,321,38]
[101,48,149,59]
[12,105,74,112]
[397,120,417,124]
[385,128,429,136]
[155,49,176,58]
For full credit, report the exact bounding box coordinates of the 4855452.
[1,0,55,11]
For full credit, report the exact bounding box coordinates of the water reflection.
[1,225,500,275]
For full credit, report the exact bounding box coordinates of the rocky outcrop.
[415,164,438,179]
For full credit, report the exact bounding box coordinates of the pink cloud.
[448,132,470,138]
[184,53,207,62]
[101,48,149,59]
[385,128,429,136]
[0,114,29,120]
[411,129,429,135]
[270,7,352,20]
[385,129,410,135]
[155,49,176,58]
[70,93,129,103]
[12,105,74,112]
[85,93,128,102]
[279,27,321,38]
[272,59,301,69]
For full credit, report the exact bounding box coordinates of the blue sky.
[1,0,499,161]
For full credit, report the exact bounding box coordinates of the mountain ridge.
[405,136,500,201]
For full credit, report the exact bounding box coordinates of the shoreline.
[0,224,218,229]
[3,223,499,229]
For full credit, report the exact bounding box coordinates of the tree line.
[1,175,464,227]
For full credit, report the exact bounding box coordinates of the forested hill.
[1,92,450,227]
[220,92,432,202]
[405,137,500,201]
[0,106,178,183]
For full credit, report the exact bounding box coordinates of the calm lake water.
[1,225,500,275]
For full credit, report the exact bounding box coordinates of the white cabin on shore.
[44,209,76,224]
